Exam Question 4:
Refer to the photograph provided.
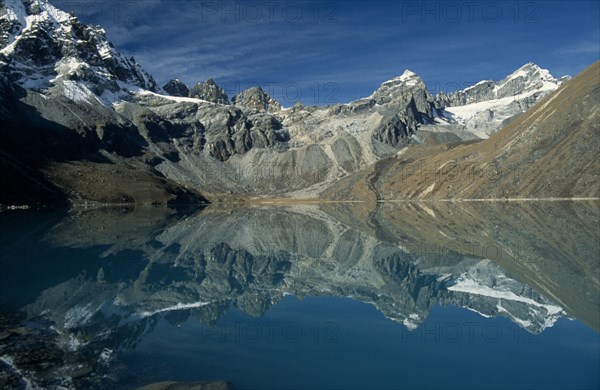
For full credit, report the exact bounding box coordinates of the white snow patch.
[464,306,493,318]
[402,319,419,330]
[448,278,564,314]
[136,89,214,105]
[0,0,28,55]
[446,95,515,120]
[98,88,129,106]
[380,69,420,88]
[66,334,84,351]
[402,313,421,330]
[53,57,91,81]
[139,301,213,318]
[463,79,493,92]
[60,80,97,103]
[43,2,72,24]
[1,0,72,55]
[447,264,565,332]
[97,43,112,60]
[98,348,113,366]
[64,304,94,329]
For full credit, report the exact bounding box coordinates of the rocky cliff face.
[188,78,229,104]
[232,86,282,113]
[162,78,189,97]
[0,0,157,95]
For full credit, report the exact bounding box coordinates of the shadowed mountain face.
[0,201,598,388]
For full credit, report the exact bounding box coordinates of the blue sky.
[51,0,599,106]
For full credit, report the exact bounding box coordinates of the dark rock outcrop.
[232,86,282,113]
[372,114,416,147]
[163,78,190,97]
[189,79,229,104]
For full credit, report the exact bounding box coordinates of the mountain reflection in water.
[0,201,598,389]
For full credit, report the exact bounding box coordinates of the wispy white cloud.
[554,40,600,57]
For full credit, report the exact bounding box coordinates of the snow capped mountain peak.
[382,69,421,87]
[367,69,427,102]
[510,62,550,77]
[446,259,565,334]
[436,62,565,139]
[499,62,557,88]
[492,63,560,102]
[1,0,73,47]
[0,0,157,100]
[5,0,71,20]
[397,69,418,81]
[515,61,542,71]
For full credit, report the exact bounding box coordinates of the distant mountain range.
[0,0,596,206]
[325,61,599,200]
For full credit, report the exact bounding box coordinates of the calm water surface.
[0,201,598,389]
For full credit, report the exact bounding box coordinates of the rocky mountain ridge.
[188,78,229,104]
[433,62,566,139]
[0,0,583,206]
[324,60,599,200]
[0,0,157,97]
